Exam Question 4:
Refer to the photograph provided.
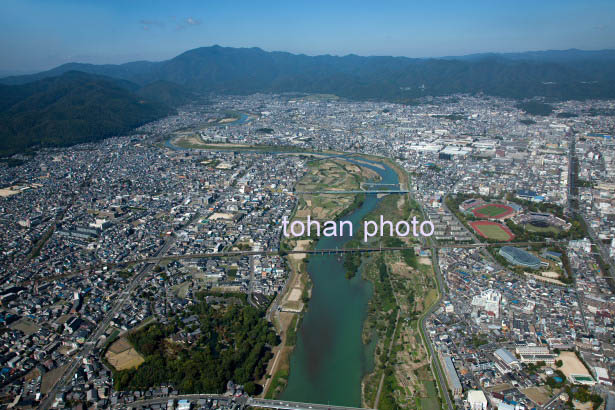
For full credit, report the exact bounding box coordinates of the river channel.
[165,126,400,406]
[281,156,399,406]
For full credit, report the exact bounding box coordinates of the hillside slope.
[0,71,175,156]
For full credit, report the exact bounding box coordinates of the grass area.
[420,380,441,410]
[358,206,440,408]
[285,314,300,347]
[472,203,513,218]
[172,137,314,153]
[470,221,514,241]
[265,368,289,399]
[293,158,376,224]
[108,329,120,343]
[524,224,561,234]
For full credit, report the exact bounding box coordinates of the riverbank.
[263,156,379,400]
[262,237,313,398]
[279,155,396,406]
[171,139,424,406]
[331,157,443,409]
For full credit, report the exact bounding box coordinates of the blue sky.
[1,0,614,73]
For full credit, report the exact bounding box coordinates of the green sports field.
[472,203,514,218]
[481,206,505,216]
[470,221,515,241]
[478,225,512,240]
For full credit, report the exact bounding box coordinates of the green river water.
[281,157,400,406]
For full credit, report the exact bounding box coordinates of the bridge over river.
[129,394,370,410]
[295,190,409,194]
[25,241,567,285]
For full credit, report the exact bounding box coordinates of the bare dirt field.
[172,134,203,147]
[521,386,551,405]
[351,157,385,170]
[105,337,144,371]
[288,239,311,262]
[418,257,431,265]
[41,364,69,394]
[0,188,20,197]
[572,401,593,410]
[10,318,40,336]
[288,288,302,302]
[209,212,234,220]
[557,351,591,379]
[526,273,565,286]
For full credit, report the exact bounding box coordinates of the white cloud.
[185,17,201,26]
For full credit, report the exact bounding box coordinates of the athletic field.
[472,203,514,219]
[469,220,515,241]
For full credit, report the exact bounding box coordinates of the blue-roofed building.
[517,189,537,199]
[543,250,562,262]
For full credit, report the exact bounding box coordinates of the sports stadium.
[499,246,542,269]
[471,203,517,220]
[469,220,515,241]
[513,212,571,232]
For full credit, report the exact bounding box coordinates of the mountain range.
[3,46,615,101]
[2,46,615,156]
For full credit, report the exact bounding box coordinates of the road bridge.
[24,240,567,286]
[295,190,409,194]
[248,398,369,410]
[126,394,371,410]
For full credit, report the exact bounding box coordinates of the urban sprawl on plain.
[1,93,615,410]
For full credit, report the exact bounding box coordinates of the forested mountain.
[0,71,175,156]
[3,46,615,101]
[135,80,197,107]
[2,46,615,156]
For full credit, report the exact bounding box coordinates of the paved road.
[39,225,179,409]
[567,131,615,286]
[248,397,370,410]
[26,240,567,286]
[247,254,257,307]
[128,395,369,410]
[295,190,410,194]
[542,391,563,409]
[418,244,454,410]
[414,194,454,410]
[129,394,235,409]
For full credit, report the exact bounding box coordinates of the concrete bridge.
[295,190,409,194]
[248,397,370,410]
[362,183,399,186]
[124,394,371,410]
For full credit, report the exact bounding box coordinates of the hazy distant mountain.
[0,71,175,156]
[444,48,615,62]
[3,46,615,101]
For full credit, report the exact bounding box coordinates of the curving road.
[418,242,454,410]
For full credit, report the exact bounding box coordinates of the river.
[164,125,399,406]
[281,156,400,407]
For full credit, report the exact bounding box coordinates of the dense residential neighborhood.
[0,93,614,409]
